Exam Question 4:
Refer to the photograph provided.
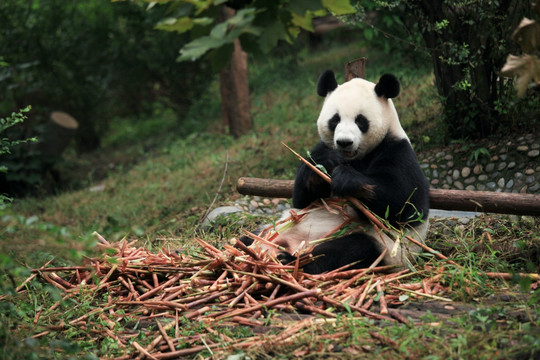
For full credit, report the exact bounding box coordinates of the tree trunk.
[219,7,252,138]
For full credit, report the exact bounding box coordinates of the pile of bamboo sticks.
[18,229,459,359]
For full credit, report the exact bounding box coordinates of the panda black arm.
[292,141,341,208]
[331,137,429,226]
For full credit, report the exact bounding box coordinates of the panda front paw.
[331,165,372,198]
[277,251,296,264]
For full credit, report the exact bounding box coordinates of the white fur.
[317,78,408,159]
[256,205,428,270]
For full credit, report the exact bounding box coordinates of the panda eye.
[328,114,340,132]
[355,114,369,133]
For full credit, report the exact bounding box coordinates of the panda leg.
[302,234,382,274]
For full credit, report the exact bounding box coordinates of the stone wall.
[417,133,539,194]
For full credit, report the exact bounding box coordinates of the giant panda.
[243,70,430,274]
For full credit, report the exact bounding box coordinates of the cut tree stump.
[236,177,540,216]
[38,111,79,159]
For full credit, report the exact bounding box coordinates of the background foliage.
[0,0,210,196]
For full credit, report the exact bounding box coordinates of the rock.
[500,154,507,161]
[506,179,514,189]
[529,183,540,192]
[202,206,244,229]
[507,162,516,169]
[461,167,471,177]
[485,163,495,172]
[527,149,539,158]
[473,164,483,175]
[478,174,488,181]
[464,176,476,184]
[497,178,506,188]
[525,168,535,175]
[487,182,497,190]
[517,145,528,152]
[465,185,476,191]
[452,169,460,180]
[497,162,507,171]
[454,181,464,190]
[520,185,528,193]
[525,176,536,184]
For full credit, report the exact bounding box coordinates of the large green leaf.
[258,21,286,53]
[322,0,355,15]
[290,11,314,32]
[178,35,228,61]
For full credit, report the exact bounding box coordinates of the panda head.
[316,70,408,160]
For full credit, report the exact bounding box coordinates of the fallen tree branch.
[236,177,540,216]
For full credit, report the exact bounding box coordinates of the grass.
[1,39,539,359]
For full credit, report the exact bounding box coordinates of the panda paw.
[331,165,371,198]
[276,251,296,265]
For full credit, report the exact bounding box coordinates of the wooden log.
[236,177,540,216]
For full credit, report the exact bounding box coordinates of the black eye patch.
[328,114,340,132]
[355,114,369,133]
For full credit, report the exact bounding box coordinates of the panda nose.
[336,140,353,149]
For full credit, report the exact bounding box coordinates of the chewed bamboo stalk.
[14,212,538,359]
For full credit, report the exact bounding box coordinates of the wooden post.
[344,57,367,81]
[219,6,252,138]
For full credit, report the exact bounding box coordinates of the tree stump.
[38,111,79,161]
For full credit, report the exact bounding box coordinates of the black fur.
[289,134,429,274]
[302,234,381,274]
[293,136,429,227]
[375,74,400,99]
[317,70,338,97]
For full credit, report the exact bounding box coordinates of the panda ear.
[317,70,338,97]
[375,74,400,99]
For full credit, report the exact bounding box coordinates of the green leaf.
[321,0,355,15]
[155,17,213,34]
[155,17,194,33]
[210,22,228,38]
[178,35,227,61]
[364,27,373,41]
[258,21,286,53]
[290,11,314,32]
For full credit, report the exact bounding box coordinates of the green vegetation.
[1,35,538,359]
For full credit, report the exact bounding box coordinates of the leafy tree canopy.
[140,0,355,68]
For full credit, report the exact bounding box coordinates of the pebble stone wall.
[416,133,540,194]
